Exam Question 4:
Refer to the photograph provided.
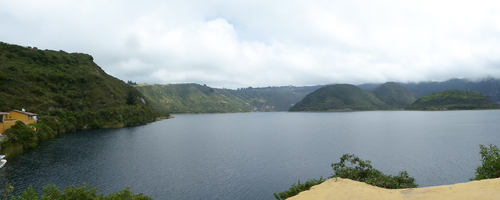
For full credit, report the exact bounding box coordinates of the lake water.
[1,111,500,199]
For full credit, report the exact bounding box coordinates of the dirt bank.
[288,178,500,200]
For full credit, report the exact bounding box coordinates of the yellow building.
[0,110,38,134]
[0,112,9,134]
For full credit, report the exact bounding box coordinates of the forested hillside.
[289,84,390,111]
[0,42,167,149]
[407,90,500,110]
[289,82,420,112]
[135,84,322,113]
[373,82,417,108]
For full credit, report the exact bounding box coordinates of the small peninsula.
[289,82,417,112]
[406,90,500,110]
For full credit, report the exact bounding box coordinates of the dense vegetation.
[273,154,417,199]
[471,144,500,180]
[406,90,500,110]
[330,154,417,189]
[134,84,322,113]
[289,84,392,111]
[373,82,417,108]
[0,42,168,150]
[5,185,150,200]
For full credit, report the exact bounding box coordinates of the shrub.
[330,154,418,189]
[4,121,38,149]
[273,177,325,200]
[471,144,500,180]
[7,184,151,200]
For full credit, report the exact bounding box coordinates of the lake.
[1,111,499,199]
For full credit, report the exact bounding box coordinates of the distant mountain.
[134,84,322,113]
[399,78,471,97]
[407,90,500,110]
[358,78,500,104]
[373,82,417,109]
[289,84,390,111]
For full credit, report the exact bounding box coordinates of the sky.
[1,0,500,89]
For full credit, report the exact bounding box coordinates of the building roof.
[10,110,38,116]
[0,112,8,115]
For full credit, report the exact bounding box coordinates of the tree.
[471,144,500,180]
[330,154,417,189]
[126,89,137,105]
[4,121,38,149]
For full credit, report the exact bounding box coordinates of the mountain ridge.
[134,83,323,113]
[407,90,500,110]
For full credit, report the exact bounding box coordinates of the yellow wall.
[0,120,17,134]
[0,111,37,134]
[8,111,28,121]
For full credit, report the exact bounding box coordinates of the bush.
[7,184,151,200]
[4,121,38,149]
[273,177,325,200]
[471,144,500,180]
[330,154,418,189]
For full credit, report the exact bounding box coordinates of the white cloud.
[1,0,500,88]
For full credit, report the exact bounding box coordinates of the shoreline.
[288,178,500,200]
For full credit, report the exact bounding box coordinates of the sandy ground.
[288,178,500,200]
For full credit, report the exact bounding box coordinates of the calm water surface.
[1,111,500,199]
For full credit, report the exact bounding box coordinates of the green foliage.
[471,144,500,180]
[289,84,390,112]
[273,177,325,200]
[330,154,417,189]
[3,184,15,199]
[4,121,38,149]
[127,80,137,85]
[7,184,151,200]
[126,89,137,105]
[372,82,417,109]
[407,90,500,110]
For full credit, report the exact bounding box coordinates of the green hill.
[134,84,321,113]
[134,84,253,113]
[0,42,166,133]
[289,84,390,111]
[407,90,500,110]
[373,82,417,109]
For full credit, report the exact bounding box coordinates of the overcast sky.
[1,0,500,89]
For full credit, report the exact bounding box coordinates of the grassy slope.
[134,84,252,113]
[135,84,322,113]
